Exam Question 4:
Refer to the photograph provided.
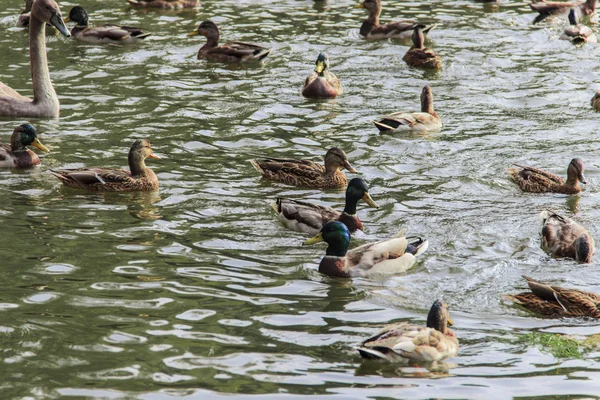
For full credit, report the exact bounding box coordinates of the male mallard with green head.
[0,124,49,168]
[251,147,356,189]
[303,221,428,278]
[508,158,586,194]
[302,53,343,99]
[50,139,160,192]
[187,20,270,63]
[273,178,378,235]
[374,86,442,132]
[539,210,594,263]
[403,25,442,70]
[65,6,150,44]
[358,300,458,362]
[356,0,436,40]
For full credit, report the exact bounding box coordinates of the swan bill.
[49,12,70,37]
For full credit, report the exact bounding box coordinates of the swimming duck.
[126,0,198,9]
[356,0,436,40]
[530,0,596,24]
[0,124,49,168]
[302,53,343,99]
[357,300,458,362]
[373,86,442,132]
[403,25,442,70]
[251,147,356,189]
[16,0,33,27]
[187,20,270,62]
[506,276,600,318]
[65,6,150,44]
[50,139,160,192]
[592,91,600,110]
[303,221,428,278]
[273,178,379,236]
[538,210,594,263]
[508,158,585,194]
[560,9,597,43]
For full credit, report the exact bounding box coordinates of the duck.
[373,86,442,132]
[0,0,70,118]
[539,210,594,263]
[506,276,600,318]
[508,158,586,194]
[187,20,270,62]
[403,25,442,70]
[303,221,428,278]
[250,147,356,189]
[357,300,458,362]
[302,53,343,99]
[560,9,597,43]
[356,0,436,40]
[592,90,600,110]
[65,6,150,44]
[273,178,379,236]
[0,124,49,168]
[530,0,596,24]
[16,0,33,27]
[50,139,160,192]
[126,0,198,9]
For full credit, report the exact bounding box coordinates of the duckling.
[506,276,600,318]
[373,86,442,132]
[126,0,198,9]
[187,20,270,63]
[302,53,343,99]
[560,9,597,43]
[358,300,458,362]
[303,221,428,278]
[530,0,596,24]
[0,124,49,168]
[50,139,160,192]
[65,6,150,44]
[273,178,379,236]
[592,90,600,110]
[357,0,436,40]
[16,0,33,27]
[403,25,442,70]
[539,210,594,263]
[251,147,356,189]
[508,158,585,194]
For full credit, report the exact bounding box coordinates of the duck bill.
[343,160,357,173]
[354,2,365,8]
[187,30,199,37]
[64,16,70,22]
[362,192,378,208]
[447,317,454,326]
[303,232,324,245]
[31,138,49,153]
[148,152,161,159]
[314,61,325,74]
[579,172,587,184]
[49,13,70,37]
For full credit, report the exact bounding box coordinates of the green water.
[1,0,600,398]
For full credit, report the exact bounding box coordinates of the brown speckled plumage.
[127,0,198,9]
[358,0,436,40]
[251,147,356,189]
[508,276,600,318]
[530,0,596,24]
[539,210,594,263]
[508,158,586,194]
[403,25,442,70]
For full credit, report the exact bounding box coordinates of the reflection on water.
[1,0,600,398]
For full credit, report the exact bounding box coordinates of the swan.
[0,0,69,118]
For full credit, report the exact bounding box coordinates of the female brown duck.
[539,210,594,263]
[127,0,198,9]
[50,139,160,192]
[188,20,270,63]
[250,147,356,189]
[357,0,436,40]
[403,25,442,70]
[508,158,585,194]
[0,124,49,168]
[374,86,441,132]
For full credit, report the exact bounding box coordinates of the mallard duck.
[0,124,49,168]
[273,177,379,236]
[126,0,198,9]
[356,0,436,40]
[560,9,597,43]
[302,53,343,99]
[539,210,594,263]
[16,0,33,27]
[250,147,356,189]
[591,90,600,110]
[357,300,458,362]
[508,158,585,194]
[50,139,160,192]
[303,221,428,277]
[530,0,596,24]
[506,276,600,318]
[65,6,150,44]
[403,25,442,70]
[373,86,442,132]
[187,20,270,63]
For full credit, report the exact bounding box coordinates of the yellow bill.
[187,30,199,37]
[64,16,70,22]
[303,232,324,245]
[447,317,453,326]
[354,3,365,8]
[31,138,49,153]
[362,192,378,208]
[314,61,325,74]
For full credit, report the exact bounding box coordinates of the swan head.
[32,0,70,38]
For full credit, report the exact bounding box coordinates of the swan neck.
[29,16,56,104]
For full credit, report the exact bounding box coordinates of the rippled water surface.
[3,0,600,398]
